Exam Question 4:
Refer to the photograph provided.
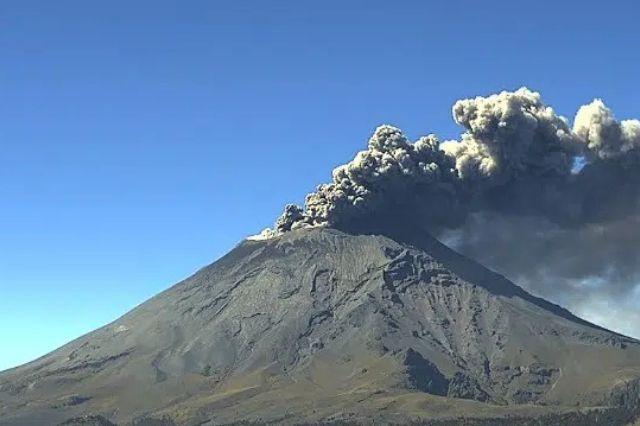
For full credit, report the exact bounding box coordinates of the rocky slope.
[1,227,640,425]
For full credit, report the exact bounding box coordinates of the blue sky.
[1,0,639,371]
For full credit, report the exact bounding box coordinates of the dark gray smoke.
[442,87,579,183]
[263,87,640,337]
[273,126,460,232]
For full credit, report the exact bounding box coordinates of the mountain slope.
[1,227,640,425]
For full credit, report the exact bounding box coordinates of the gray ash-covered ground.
[2,227,640,425]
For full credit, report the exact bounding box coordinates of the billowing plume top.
[280,125,458,230]
[441,87,578,183]
[268,87,640,234]
[573,99,640,159]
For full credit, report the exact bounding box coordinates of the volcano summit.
[3,88,640,425]
[1,227,640,425]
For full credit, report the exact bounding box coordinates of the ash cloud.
[440,212,640,338]
[442,87,578,183]
[276,125,462,231]
[268,87,640,337]
[574,99,640,159]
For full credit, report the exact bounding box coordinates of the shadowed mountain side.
[1,227,640,425]
[341,216,615,334]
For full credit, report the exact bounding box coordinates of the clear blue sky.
[1,0,639,371]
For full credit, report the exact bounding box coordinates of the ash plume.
[574,99,640,159]
[441,87,578,183]
[266,87,640,337]
[277,126,460,231]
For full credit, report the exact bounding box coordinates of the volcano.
[2,227,640,425]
